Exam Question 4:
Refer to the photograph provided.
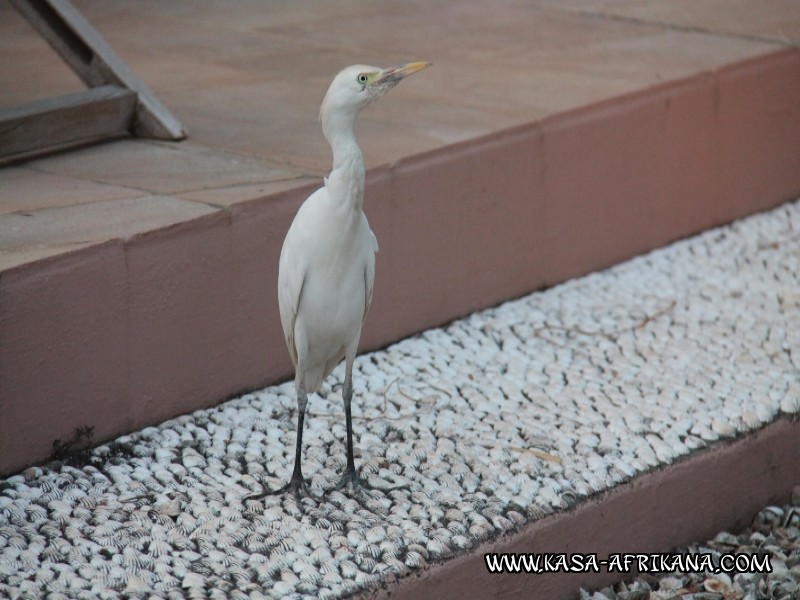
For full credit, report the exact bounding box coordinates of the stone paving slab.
[2,0,795,267]
[1,198,798,599]
[549,0,800,44]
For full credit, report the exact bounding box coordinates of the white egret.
[249,61,430,499]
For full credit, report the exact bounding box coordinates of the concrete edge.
[1,47,799,475]
[370,416,800,600]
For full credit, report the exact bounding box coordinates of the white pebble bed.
[1,199,799,599]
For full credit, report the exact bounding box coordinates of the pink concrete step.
[2,46,799,477]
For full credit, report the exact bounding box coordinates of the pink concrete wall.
[365,48,800,349]
[1,48,799,475]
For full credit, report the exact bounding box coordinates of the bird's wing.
[278,195,324,367]
[277,218,309,368]
[362,230,379,323]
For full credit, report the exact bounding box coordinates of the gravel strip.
[1,198,798,599]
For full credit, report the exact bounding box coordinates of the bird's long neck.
[322,110,366,212]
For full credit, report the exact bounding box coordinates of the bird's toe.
[244,474,312,501]
[333,469,376,495]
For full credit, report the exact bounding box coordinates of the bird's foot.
[333,471,412,503]
[244,474,310,502]
[334,468,373,494]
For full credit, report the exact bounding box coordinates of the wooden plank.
[9,0,186,141]
[0,85,136,165]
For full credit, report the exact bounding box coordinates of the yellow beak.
[376,61,432,85]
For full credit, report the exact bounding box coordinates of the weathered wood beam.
[9,0,186,141]
[0,85,137,165]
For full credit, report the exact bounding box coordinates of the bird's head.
[319,62,430,137]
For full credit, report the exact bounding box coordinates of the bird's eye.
[357,73,369,85]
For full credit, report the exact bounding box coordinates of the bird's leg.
[286,388,310,494]
[335,362,372,493]
[245,386,310,501]
[342,374,358,479]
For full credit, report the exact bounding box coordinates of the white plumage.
[278,167,378,394]
[251,61,430,499]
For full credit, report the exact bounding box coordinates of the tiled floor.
[1,0,798,271]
